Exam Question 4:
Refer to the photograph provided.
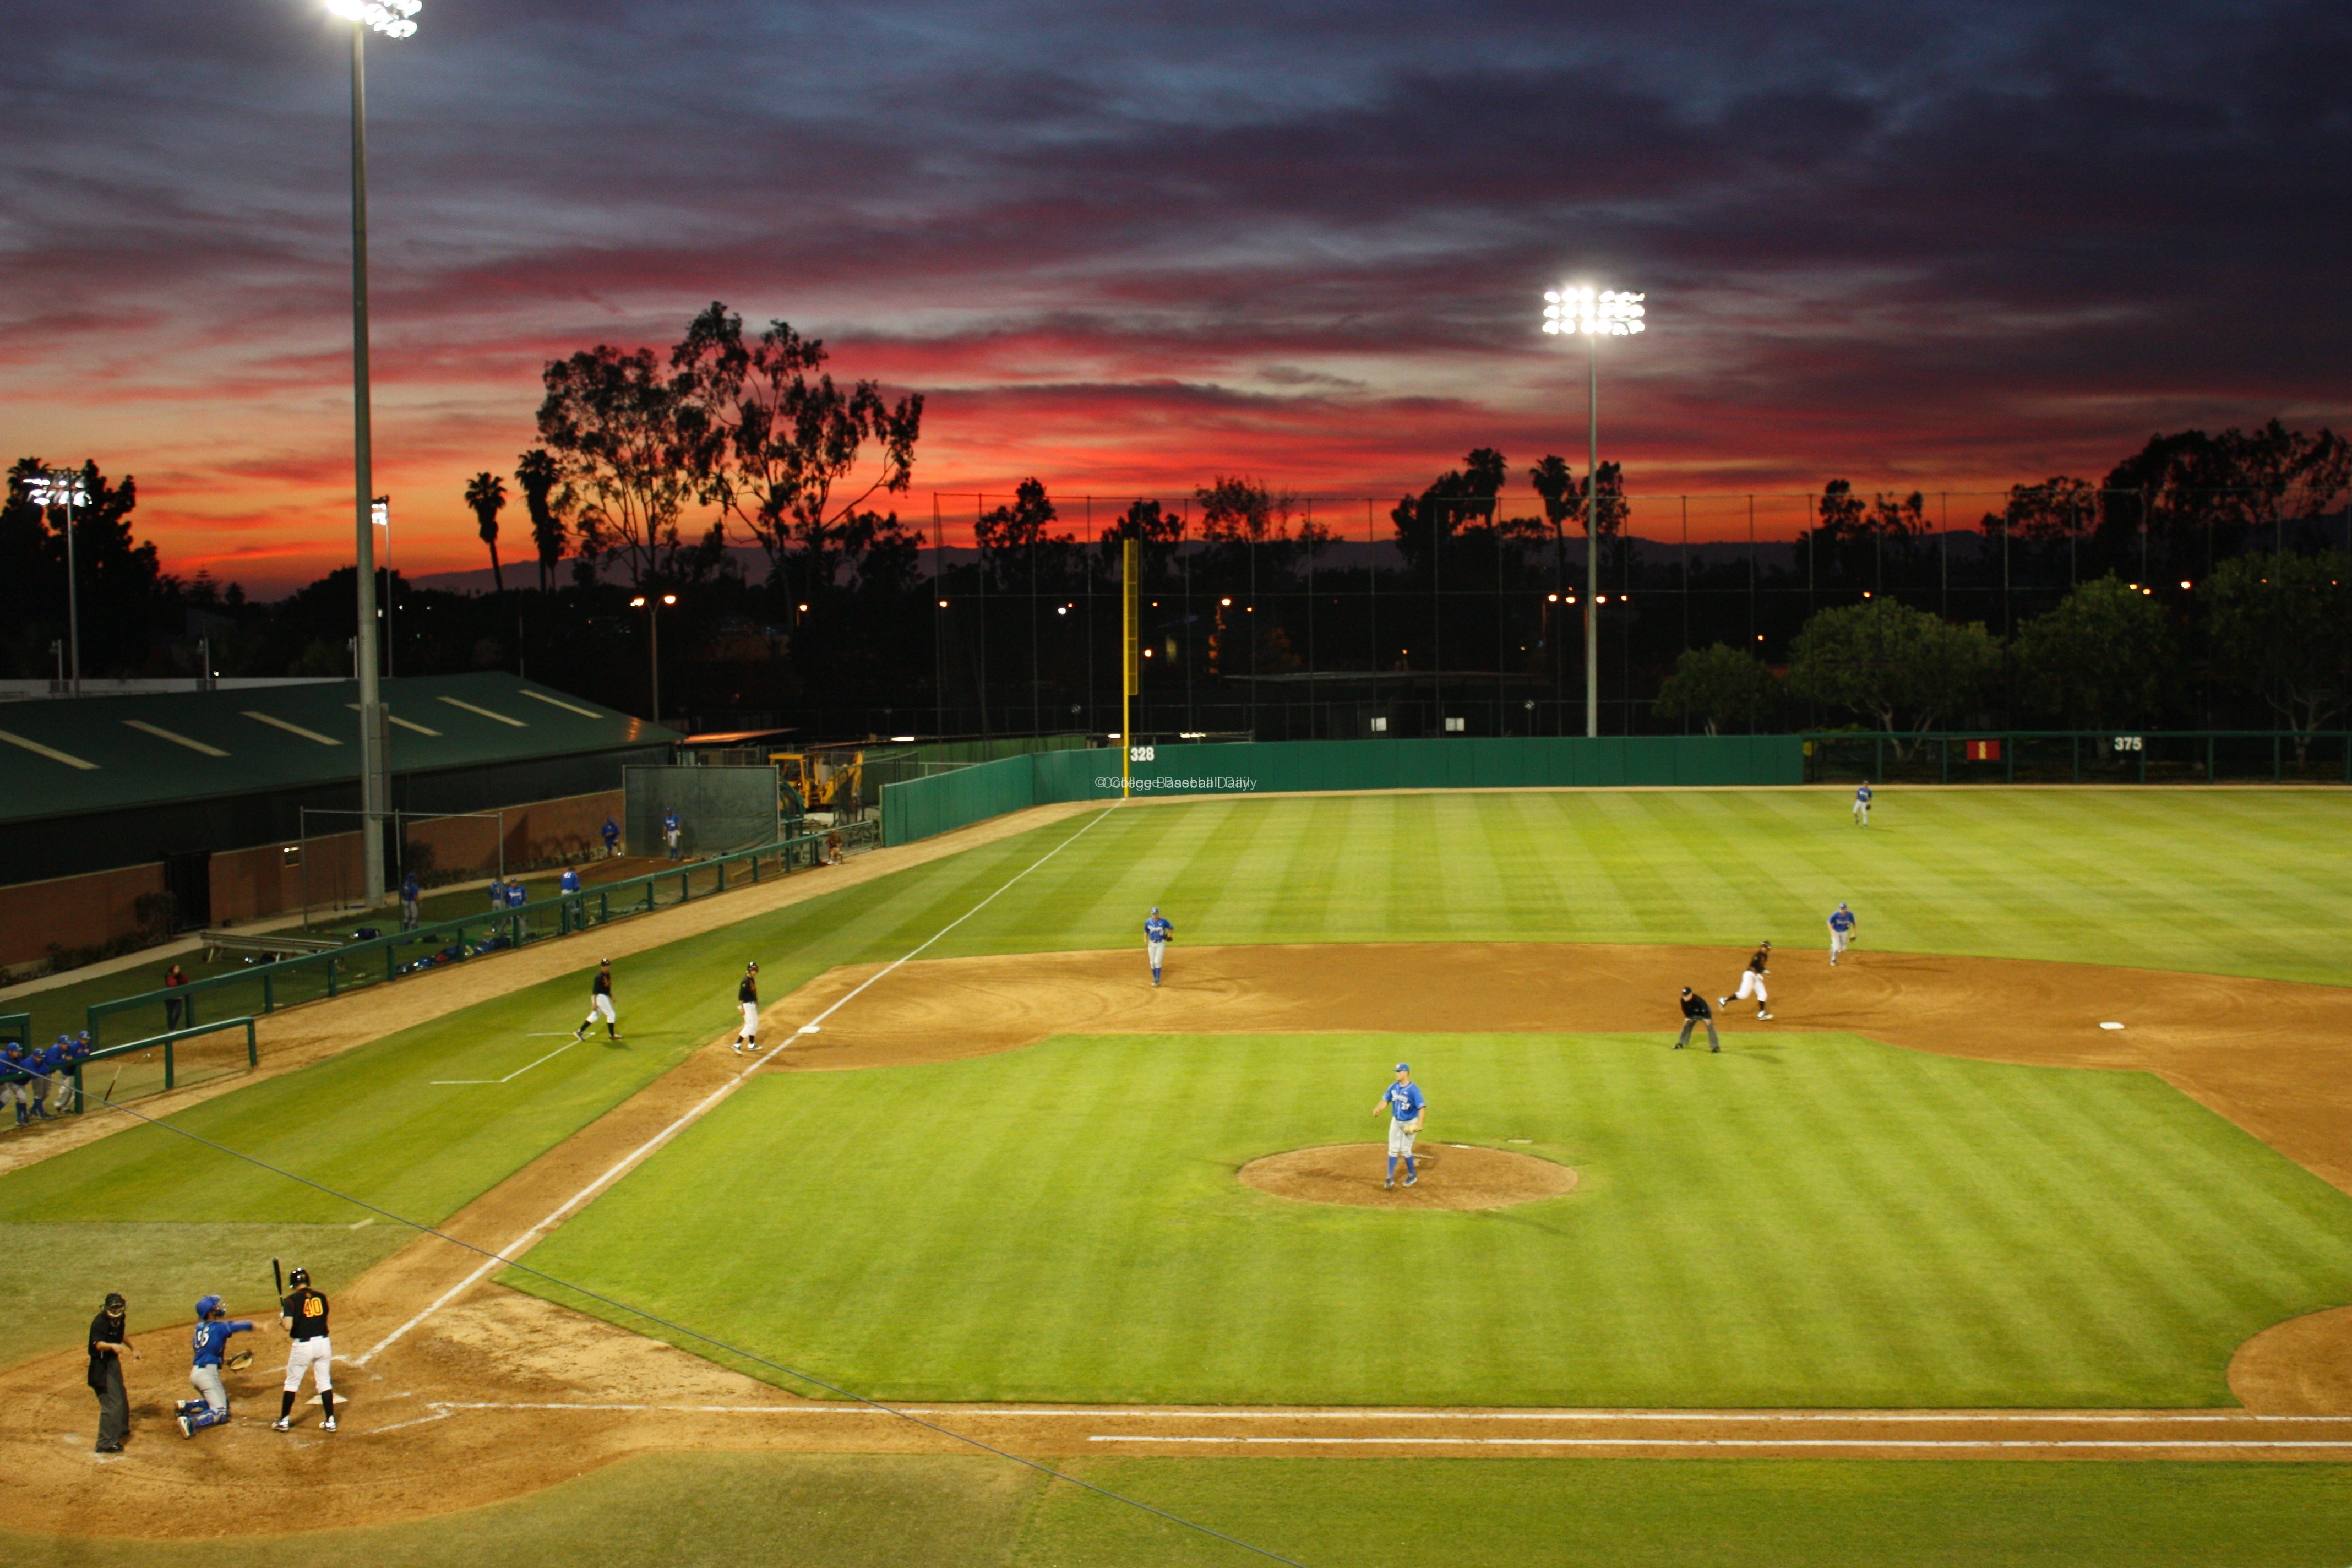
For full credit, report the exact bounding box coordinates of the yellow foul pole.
[1121,538,1140,800]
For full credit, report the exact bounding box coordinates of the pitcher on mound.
[1721,940,1773,1020]
[1378,1063,1425,1189]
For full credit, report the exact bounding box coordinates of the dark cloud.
[0,0,2345,589]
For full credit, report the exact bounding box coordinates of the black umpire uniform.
[88,1293,133,1452]
[1676,989,1721,1053]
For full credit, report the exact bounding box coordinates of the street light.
[327,0,421,907]
[19,468,89,694]
[372,495,395,678]
[629,594,678,725]
[1543,285,1646,737]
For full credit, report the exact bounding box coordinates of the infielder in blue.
[1378,1063,1426,1188]
[1144,907,1173,986]
[1827,901,1858,965]
[1853,781,1873,826]
[177,1295,259,1438]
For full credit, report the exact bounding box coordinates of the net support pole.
[1121,538,1140,799]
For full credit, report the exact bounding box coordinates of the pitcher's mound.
[1239,1144,1578,1210]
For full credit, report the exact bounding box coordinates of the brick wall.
[1,788,624,974]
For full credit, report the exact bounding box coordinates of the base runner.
[1378,1062,1425,1189]
[1721,941,1773,1020]
[274,1268,335,1433]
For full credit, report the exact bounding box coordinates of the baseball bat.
[273,1257,284,1298]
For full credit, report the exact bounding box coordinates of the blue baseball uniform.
[560,868,581,894]
[602,817,620,856]
[663,810,682,860]
[181,1312,254,1433]
[1853,783,1873,825]
[1827,903,1857,963]
[1144,911,1173,986]
[1378,1071,1426,1186]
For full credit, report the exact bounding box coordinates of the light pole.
[1543,285,1645,736]
[630,594,677,725]
[19,468,89,694]
[328,0,418,907]
[373,496,394,678]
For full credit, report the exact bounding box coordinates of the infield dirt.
[8,938,2352,1538]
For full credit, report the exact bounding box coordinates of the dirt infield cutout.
[1240,1142,1578,1210]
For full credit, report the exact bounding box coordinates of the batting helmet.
[288,1267,311,1288]
[747,959,758,971]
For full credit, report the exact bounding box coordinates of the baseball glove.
[226,1351,254,1371]
[1402,1117,1423,1135]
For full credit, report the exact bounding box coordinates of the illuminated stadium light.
[327,0,421,37]
[21,470,90,509]
[1543,282,1648,736]
[1543,286,1646,337]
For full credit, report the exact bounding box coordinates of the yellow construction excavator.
[770,747,864,816]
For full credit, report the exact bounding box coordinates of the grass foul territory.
[513,1031,2352,1409]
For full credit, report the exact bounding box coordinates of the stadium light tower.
[327,0,420,907]
[1543,285,1646,737]
[19,468,90,694]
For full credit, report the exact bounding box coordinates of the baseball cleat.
[1758,1011,1773,1020]
[177,1415,192,1439]
[273,1418,291,1431]
[1382,1178,1395,1189]
[323,1417,337,1432]
[731,1043,742,1053]
[1404,1173,1418,1186]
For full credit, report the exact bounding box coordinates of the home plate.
[2099,1021,2125,1030]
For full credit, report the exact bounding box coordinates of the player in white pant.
[1853,781,1873,826]
[1720,940,1773,1019]
[275,1269,336,1432]
[1827,902,1856,965]
[574,959,620,1042]
[732,961,760,1052]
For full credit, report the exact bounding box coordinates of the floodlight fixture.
[1542,282,1648,735]
[327,0,421,38]
[22,470,90,509]
[1542,286,1646,337]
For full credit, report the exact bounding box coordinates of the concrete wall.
[1,787,624,973]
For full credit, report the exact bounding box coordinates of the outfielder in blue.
[1144,907,1173,986]
[1853,781,1873,826]
[1378,1063,1427,1188]
[177,1295,257,1438]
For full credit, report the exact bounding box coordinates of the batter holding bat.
[273,1266,336,1433]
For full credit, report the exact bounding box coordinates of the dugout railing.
[60,1017,259,1113]
[85,824,869,1049]
[1800,731,2352,786]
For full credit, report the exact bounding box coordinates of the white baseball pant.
[1387,1119,1418,1158]
[739,1001,759,1037]
[284,1336,333,1394]
[586,995,617,1026]
[1829,929,1847,961]
[1734,971,1768,1004]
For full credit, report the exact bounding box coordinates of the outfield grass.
[9,789,2350,1366]
[4,1456,2350,1567]
[514,1031,2352,1408]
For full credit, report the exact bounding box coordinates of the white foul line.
[357,807,1118,1366]
[432,1038,579,1086]
[1087,1436,2352,1451]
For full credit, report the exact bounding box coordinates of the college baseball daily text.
[1095,775,1262,793]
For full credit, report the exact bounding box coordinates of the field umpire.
[1675,988,1721,1052]
[88,1292,139,1452]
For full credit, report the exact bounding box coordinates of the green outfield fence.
[1801,731,2352,786]
[881,734,1805,844]
[0,1011,26,1049]
[85,827,859,1050]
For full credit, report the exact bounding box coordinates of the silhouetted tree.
[514,448,568,592]
[1655,643,1781,734]
[463,471,508,591]
[1789,599,1998,753]
[536,344,725,586]
[976,479,1069,594]
[2010,576,2176,729]
[2201,551,2352,763]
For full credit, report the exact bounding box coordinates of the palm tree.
[515,448,565,592]
[464,471,508,592]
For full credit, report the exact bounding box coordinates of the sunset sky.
[4,1,2346,595]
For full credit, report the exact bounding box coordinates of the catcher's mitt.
[226,1350,254,1371]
